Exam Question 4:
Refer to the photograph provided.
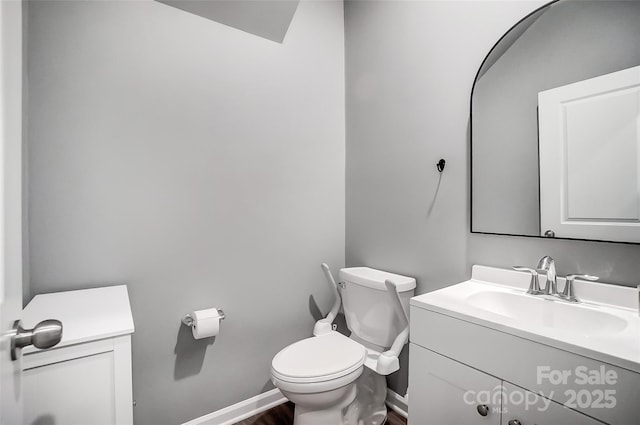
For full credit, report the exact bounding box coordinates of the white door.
[538,65,640,242]
[0,1,24,424]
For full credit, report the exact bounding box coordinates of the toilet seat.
[271,331,366,392]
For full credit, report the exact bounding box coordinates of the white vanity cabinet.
[21,285,135,425]
[408,309,638,425]
[408,266,640,425]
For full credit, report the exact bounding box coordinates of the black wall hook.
[436,159,446,173]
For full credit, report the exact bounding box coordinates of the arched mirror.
[471,0,640,243]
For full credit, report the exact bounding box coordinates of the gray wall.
[468,233,640,287]
[25,1,345,424]
[473,0,640,236]
[344,0,535,395]
[345,0,640,397]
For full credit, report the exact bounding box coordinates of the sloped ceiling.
[156,0,300,43]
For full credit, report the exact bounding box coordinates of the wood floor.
[234,402,407,425]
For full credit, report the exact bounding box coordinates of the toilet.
[271,265,416,425]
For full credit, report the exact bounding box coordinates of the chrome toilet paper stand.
[181,310,226,327]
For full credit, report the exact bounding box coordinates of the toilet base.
[290,384,357,425]
[344,367,388,425]
[280,366,388,425]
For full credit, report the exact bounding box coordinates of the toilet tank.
[339,267,416,350]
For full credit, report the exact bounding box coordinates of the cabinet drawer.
[23,338,115,370]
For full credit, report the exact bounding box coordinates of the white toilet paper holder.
[181,310,225,327]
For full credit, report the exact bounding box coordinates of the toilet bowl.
[271,265,416,425]
[271,332,366,425]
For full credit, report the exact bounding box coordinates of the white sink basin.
[411,265,640,373]
[466,290,628,336]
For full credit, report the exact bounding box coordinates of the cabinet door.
[23,351,116,425]
[408,344,502,425]
[501,382,604,425]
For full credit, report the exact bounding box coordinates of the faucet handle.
[513,266,543,295]
[513,266,536,273]
[561,274,598,302]
[565,274,599,282]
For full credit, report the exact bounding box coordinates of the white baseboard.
[181,388,287,425]
[182,386,407,425]
[385,388,408,418]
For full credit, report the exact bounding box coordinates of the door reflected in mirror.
[538,66,640,243]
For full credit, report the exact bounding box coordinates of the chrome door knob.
[476,404,489,416]
[508,420,522,425]
[10,319,63,360]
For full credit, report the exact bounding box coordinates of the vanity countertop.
[22,285,134,353]
[411,265,640,373]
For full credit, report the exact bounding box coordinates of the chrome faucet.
[537,255,558,296]
[514,256,599,303]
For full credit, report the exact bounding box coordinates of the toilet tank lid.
[339,267,416,292]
